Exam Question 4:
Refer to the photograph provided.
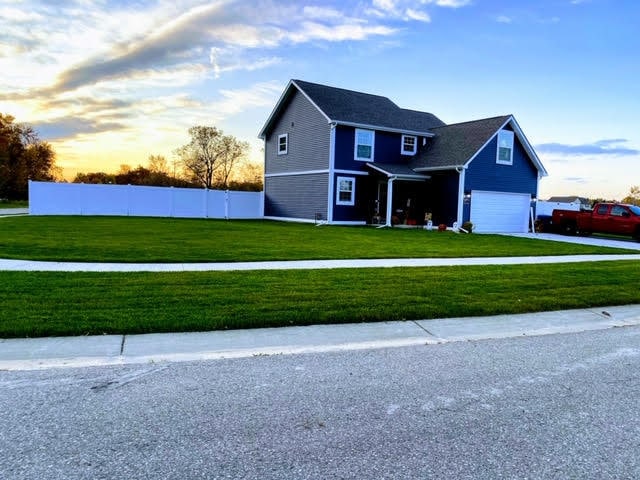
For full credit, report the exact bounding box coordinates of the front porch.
[363,163,460,228]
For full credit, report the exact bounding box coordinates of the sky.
[1,0,638,200]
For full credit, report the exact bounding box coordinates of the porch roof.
[366,162,430,180]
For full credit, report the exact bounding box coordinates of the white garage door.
[470,191,531,233]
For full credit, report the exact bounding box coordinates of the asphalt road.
[2,326,640,480]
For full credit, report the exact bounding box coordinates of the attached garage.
[470,190,531,233]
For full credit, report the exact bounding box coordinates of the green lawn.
[0,216,635,262]
[1,261,639,338]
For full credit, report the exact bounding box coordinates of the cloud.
[536,139,640,156]
[209,48,282,79]
[4,1,400,99]
[405,9,432,22]
[563,176,589,184]
[208,82,283,118]
[496,15,512,23]
[47,2,228,95]
[430,0,473,7]
[367,0,469,22]
[302,6,344,20]
[37,118,128,141]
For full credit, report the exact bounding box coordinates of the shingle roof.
[547,196,591,205]
[410,115,511,170]
[292,80,445,133]
[366,162,429,179]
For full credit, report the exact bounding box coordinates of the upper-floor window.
[278,134,288,155]
[496,130,514,165]
[401,135,417,155]
[354,129,374,161]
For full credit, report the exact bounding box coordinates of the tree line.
[1,116,262,200]
[73,126,262,191]
[0,114,58,200]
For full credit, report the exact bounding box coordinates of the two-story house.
[259,79,547,233]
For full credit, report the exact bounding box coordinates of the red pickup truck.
[552,203,640,240]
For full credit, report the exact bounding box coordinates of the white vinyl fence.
[29,181,264,219]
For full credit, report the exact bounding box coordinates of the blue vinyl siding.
[332,173,369,222]
[334,126,415,170]
[264,90,330,175]
[464,133,538,196]
[428,171,459,226]
[264,174,328,220]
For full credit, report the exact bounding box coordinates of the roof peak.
[432,115,512,129]
[292,79,394,103]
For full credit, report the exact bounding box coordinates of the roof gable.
[411,115,547,176]
[259,79,444,138]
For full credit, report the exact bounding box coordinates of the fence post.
[224,190,229,220]
[204,188,208,218]
[169,186,174,217]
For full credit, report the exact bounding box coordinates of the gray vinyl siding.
[264,174,329,220]
[264,89,331,175]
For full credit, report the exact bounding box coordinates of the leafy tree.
[622,186,640,206]
[0,114,57,200]
[175,126,248,189]
[73,172,116,184]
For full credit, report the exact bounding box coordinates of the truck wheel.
[634,227,640,242]
[563,221,577,236]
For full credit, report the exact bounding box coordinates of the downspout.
[385,176,395,227]
[456,167,466,227]
[327,122,337,224]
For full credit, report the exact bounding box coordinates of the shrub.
[461,221,473,233]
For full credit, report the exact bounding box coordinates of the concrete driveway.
[503,232,640,250]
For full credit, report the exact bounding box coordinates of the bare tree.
[216,135,249,189]
[176,126,222,189]
[147,154,170,175]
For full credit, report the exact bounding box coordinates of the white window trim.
[336,176,355,206]
[496,130,514,165]
[354,129,375,162]
[277,133,288,155]
[401,134,417,155]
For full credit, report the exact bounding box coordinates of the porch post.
[385,177,395,227]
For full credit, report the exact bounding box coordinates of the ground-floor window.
[336,176,355,206]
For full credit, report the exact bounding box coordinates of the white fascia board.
[334,121,435,137]
[334,169,369,176]
[413,165,465,172]
[508,116,548,177]
[291,80,332,123]
[366,163,392,177]
[394,175,431,182]
[258,80,294,139]
[462,116,548,176]
[265,169,329,178]
[462,118,512,169]
[366,163,428,180]
[258,80,331,139]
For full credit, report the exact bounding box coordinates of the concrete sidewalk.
[1,304,639,371]
[1,253,639,272]
[0,208,28,216]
